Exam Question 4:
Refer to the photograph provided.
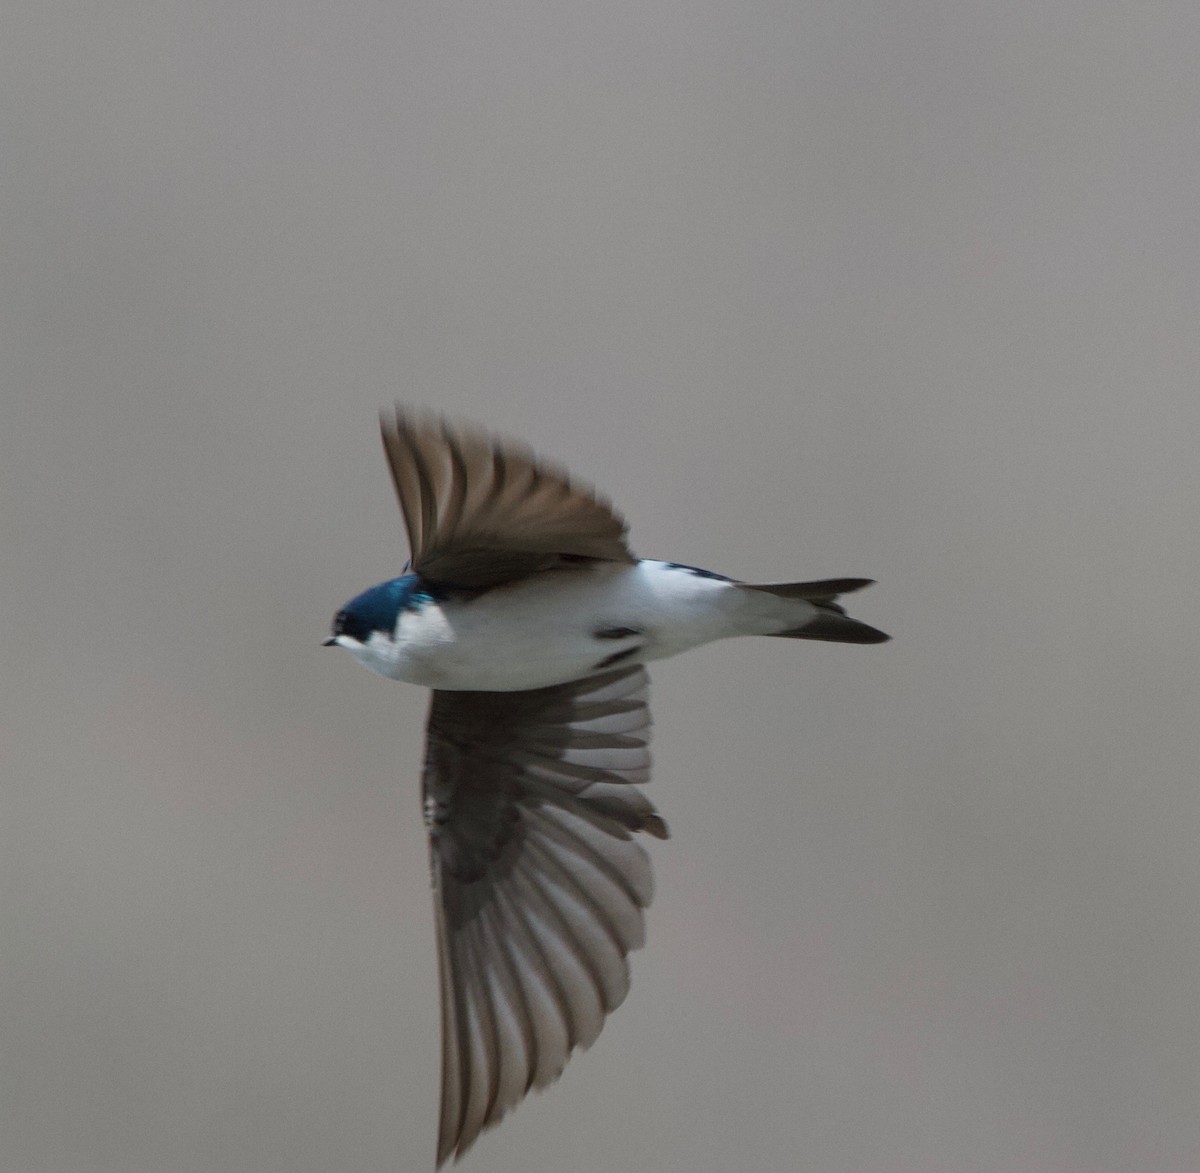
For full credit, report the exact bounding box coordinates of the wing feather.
[424,666,665,1165]
[381,407,635,588]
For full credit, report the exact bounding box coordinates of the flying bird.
[326,408,888,1165]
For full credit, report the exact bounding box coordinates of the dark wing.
[381,407,636,589]
[422,666,667,1166]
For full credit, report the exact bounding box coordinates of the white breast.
[362,560,758,692]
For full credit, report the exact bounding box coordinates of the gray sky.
[4,3,1199,1171]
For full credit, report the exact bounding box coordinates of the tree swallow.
[327,408,888,1165]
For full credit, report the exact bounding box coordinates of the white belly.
[354,560,800,691]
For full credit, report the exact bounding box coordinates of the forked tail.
[741,578,890,644]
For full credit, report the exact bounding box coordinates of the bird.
[325,407,889,1166]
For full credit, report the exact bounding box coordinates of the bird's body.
[327,409,888,1166]
[339,558,846,692]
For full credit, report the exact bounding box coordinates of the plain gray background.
[4,3,1198,1171]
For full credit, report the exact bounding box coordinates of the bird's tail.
[740,578,890,644]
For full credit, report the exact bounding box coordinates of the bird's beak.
[322,637,338,647]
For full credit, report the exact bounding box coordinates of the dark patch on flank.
[593,646,640,670]
[593,625,642,641]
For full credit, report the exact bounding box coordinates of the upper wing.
[421,666,667,1166]
[381,407,636,589]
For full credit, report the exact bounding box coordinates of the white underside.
[336,560,818,691]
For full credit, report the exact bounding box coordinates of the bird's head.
[325,575,431,678]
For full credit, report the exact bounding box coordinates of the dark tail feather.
[742,577,890,644]
[774,612,891,643]
[743,577,875,603]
